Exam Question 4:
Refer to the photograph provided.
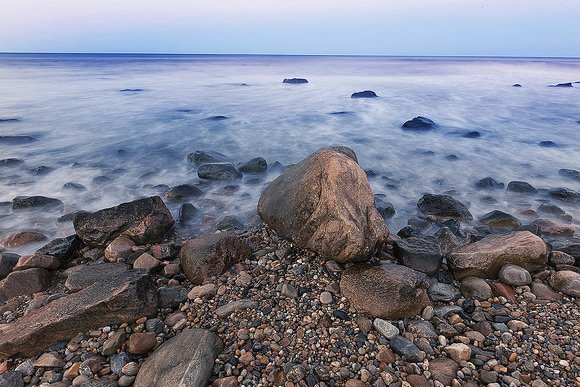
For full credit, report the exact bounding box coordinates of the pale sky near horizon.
[0,0,579,57]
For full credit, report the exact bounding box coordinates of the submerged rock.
[506,181,537,194]
[548,187,580,203]
[374,194,395,220]
[12,196,63,211]
[559,168,580,181]
[463,131,481,138]
[402,116,436,130]
[0,158,24,168]
[475,177,505,190]
[479,210,521,229]
[239,157,267,173]
[197,163,242,180]
[539,140,559,147]
[417,194,472,221]
[258,147,388,263]
[164,184,203,201]
[283,78,308,84]
[178,203,198,224]
[0,231,47,249]
[549,82,573,87]
[512,84,522,87]
[351,90,378,98]
[187,150,231,166]
[0,135,38,145]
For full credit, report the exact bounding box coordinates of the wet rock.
[548,270,580,297]
[475,177,504,190]
[389,335,425,362]
[479,210,521,229]
[65,263,128,292]
[559,168,580,181]
[164,184,203,201]
[133,328,221,387]
[550,82,573,87]
[0,253,19,279]
[340,262,430,319]
[283,78,308,84]
[393,236,442,275]
[548,187,580,203]
[530,218,575,237]
[402,116,436,130]
[0,268,50,302]
[513,84,522,87]
[0,231,47,249]
[73,196,174,247]
[198,163,242,180]
[187,150,231,166]
[29,166,53,176]
[178,203,198,224]
[215,215,245,231]
[179,233,251,286]
[239,157,267,174]
[459,276,493,300]
[12,196,63,211]
[35,235,80,261]
[63,182,87,191]
[0,158,24,167]
[506,181,537,194]
[258,147,388,263]
[14,254,60,271]
[351,90,378,98]
[448,231,547,279]
[539,140,558,147]
[0,135,37,145]
[417,194,472,221]
[538,203,565,216]
[374,194,395,220]
[428,282,461,302]
[104,236,135,262]
[463,130,481,138]
[498,264,532,286]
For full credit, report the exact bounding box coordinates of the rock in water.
[134,328,222,387]
[351,90,378,98]
[478,210,521,229]
[187,150,231,166]
[417,194,473,221]
[239,157,268,173]
[0,270,157,358]
[401,116,436,130]
[257,147,388,263]
[179,233,252,286]
[448,231,547,280]
[283,78,308,84]
[197,163,242,180]
[73,196,174,247]
[12,196,63,211]
[340,262,430,319]
[393,236,442,275]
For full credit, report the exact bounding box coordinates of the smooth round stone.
[319,291,333,304]
[444,343,471,362]
[121,362,140,376]
[498,264,532,286]
[373,318,399,339]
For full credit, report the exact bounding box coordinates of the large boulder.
[448,231,547,280]
[258,147,388,263]
[417,194,472,221]
[179,233,252,286]
[0,270,157,358]
[340,262,430,319]
[73,196,174,247]
[134,328,223,387]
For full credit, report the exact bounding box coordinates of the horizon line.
[0,51,579,60]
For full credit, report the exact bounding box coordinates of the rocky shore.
[0,147,579,387]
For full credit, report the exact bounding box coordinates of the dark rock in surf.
[559,168,580,181]
[506,181,536,194]
[197,163,242,180]
[539,140,558,147]
[475,177,504,190]
[351,90,378,98]
[0,136,37,145]
[0,118,21,123]
[239,157,267,174]
[463,131,481,138]
[549,82,573,87]
[283,78,308,84]
[56,210,90,223]
[187,150,231,166]
[402,116,436,130]
[29,166,53,176]
[445,154,458,161]
[164,184,203,201]
[548,187,580,203]
[63,182,87,191]
[512,84,522,87]
[538,203,565,216]
[0,158,24,168]
[205,115,229,121]
[119,88,144,92]
[12,196,63,211]
[417,194,473,221]
[178,203,198,224]
[374,194,395,220]
[215,215,245,231]
[479,210,521,230]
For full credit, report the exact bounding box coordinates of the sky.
[0,0,579,57]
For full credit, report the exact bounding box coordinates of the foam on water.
[0,54,579,254]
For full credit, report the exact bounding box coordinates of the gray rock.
[506,181,536,194]
[134,328,223,387]
[389,335,425,362]
[0,268,50,302]
[214,299,259,318]
[65,263,128,292]
[12,196,63,211]
[239,157,267,173]
[407,320,438,339]
[187,150,231,166]
[157,286,189,308]
[0,253,19,280]
[548,187,580,203]
[393,236,442,275]
[498,264,532,286]
[110,352,131,376]
[164,184,203,201]
[35,235,80,261]
[549,251,575,266]
[428,282,461,302]
[215,215,245,231]
[373,318,399,339]
[197,163,242,180]
[0,371,24,387]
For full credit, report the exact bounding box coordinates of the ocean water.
[0,53,579,254]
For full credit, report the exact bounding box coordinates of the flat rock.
[258,147,388,263]
[417,194,472,221]
[215,299,259,318]
[65,263,128,292]
[340,262,430,319]
[14,254,60,271]
[0,231,47,249]
[283,78,308,84]
[448,231,547,279]
[197,163,242,180]
[393,236,442,275]
[73,196,174,247]
[548,270,580,297]
[12,196,63,211]
[134,328,223,387]
[428,282,461,302]
[373,318,399,339]
[479,210,521,229]
[0,270,157,358]
[179,233,251,286]
[498,264,532,286]
[0,268,50,302]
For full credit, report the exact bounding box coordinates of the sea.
[0,53,579,254]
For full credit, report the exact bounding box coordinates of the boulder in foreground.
[340,262,430,319]
[0,270,157,358]
[73,196,174,247]
[448,231,547,280]
[258,147,388,263]
[134,328,223,387]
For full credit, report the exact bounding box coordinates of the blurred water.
[0,54,579,253]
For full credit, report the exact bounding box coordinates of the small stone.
[104,236,135,262]
[389,335,425,362]
[507,320,528,331]
[376,347,395,364]
[102,330,126,356]
[480,370,498,383]
[133,253,160,271]
[118,375,136,387]
[280,283,298,298]
[460,276,493,300]
[319,291,333,304]
[121,362,140,376]
[127,332,157,355]
[422,305,434,320]
[188,283,217,299]
[34,353,65,368]
[373,318,400,339]
[444,343,471,362]
[498,264,532,286]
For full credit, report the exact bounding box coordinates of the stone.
[35,235,80,261]
[498,264,532,286]
[506,181,536,194]
[0,231,47,249]
[374,194,395,220]
[133,253,160,271]
[239,157,267,173]
[64,263,128,292]
[559,168,580,181]
[34,353,65,368]
[393,236,442,275]
[157,286,189,308]
[549,251,575,266]
[538,203,565,216]
[445,343,471,362]
[402,116,436,130]
[428,282,461,302]
[102,330,126,356]
[188,284,217,299]
[479,210,521,229]
[73,196,174,247]
[164,184,203,201]
[406,375,430,387]
[164,312,186,327]
[128,332,157,355]
[133,328,222,387]
[104,236,135,262]
[179,233,251,286]
[531,218,576,237]
[187,150,231,166]
[548,270,580,297]
[548,187,580,203]
[0,372,24,387]
[178,203,198,224]
[13,254,60,271]
[258,147,388,263]
[213,376,239,387]
[340,262,430,319]
[12,196,63,211]
[407,320,437,339]
[489,282,517,302]
[448,231,547,279]
[475,177,504,190]
[319,291,333,304]
[283,78,308,84]
[429,358,458,385]
[0,158,24,167]
[373,318,399,339]
[459,277,493,300]
[351,90,377,98]
[197,163,242,180]
[0,253,19,279]
[215,216,245,231]
[530,282,563,301]
[376,346,395,363]
[0,270,157,358]
[480,370,498,383]
[0,268,50,302]
[214,299,259,318]
[389,335,425,362]
[417,194,472,221]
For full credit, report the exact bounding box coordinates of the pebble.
[373,318,399,339]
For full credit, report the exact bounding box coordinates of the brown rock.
[406,374,430,387]
[102,330,126,356]
[128,332,157,355]
[188,284,217,299]
[63,362,80,378]
[531,218,576,237]
[530,282,563,301]
[340,262,430,319]
[104,236,135,262]
[0,231,47,249]
[429,358,459,385]
[0,270,157,358]
[257,147,388,263]
[459,276,492,300]
[213,376,239,387]
[376,346,395,364]
[179,233,251,286]
[448,231,547,279]
[489,282,516,302]
[14,254,60,271]
[548,270,580,297]
[345,380,366,387]
[73,196,174,247]
[34,353,65,368]
[133,253,160,271]
[0,268,50,302]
